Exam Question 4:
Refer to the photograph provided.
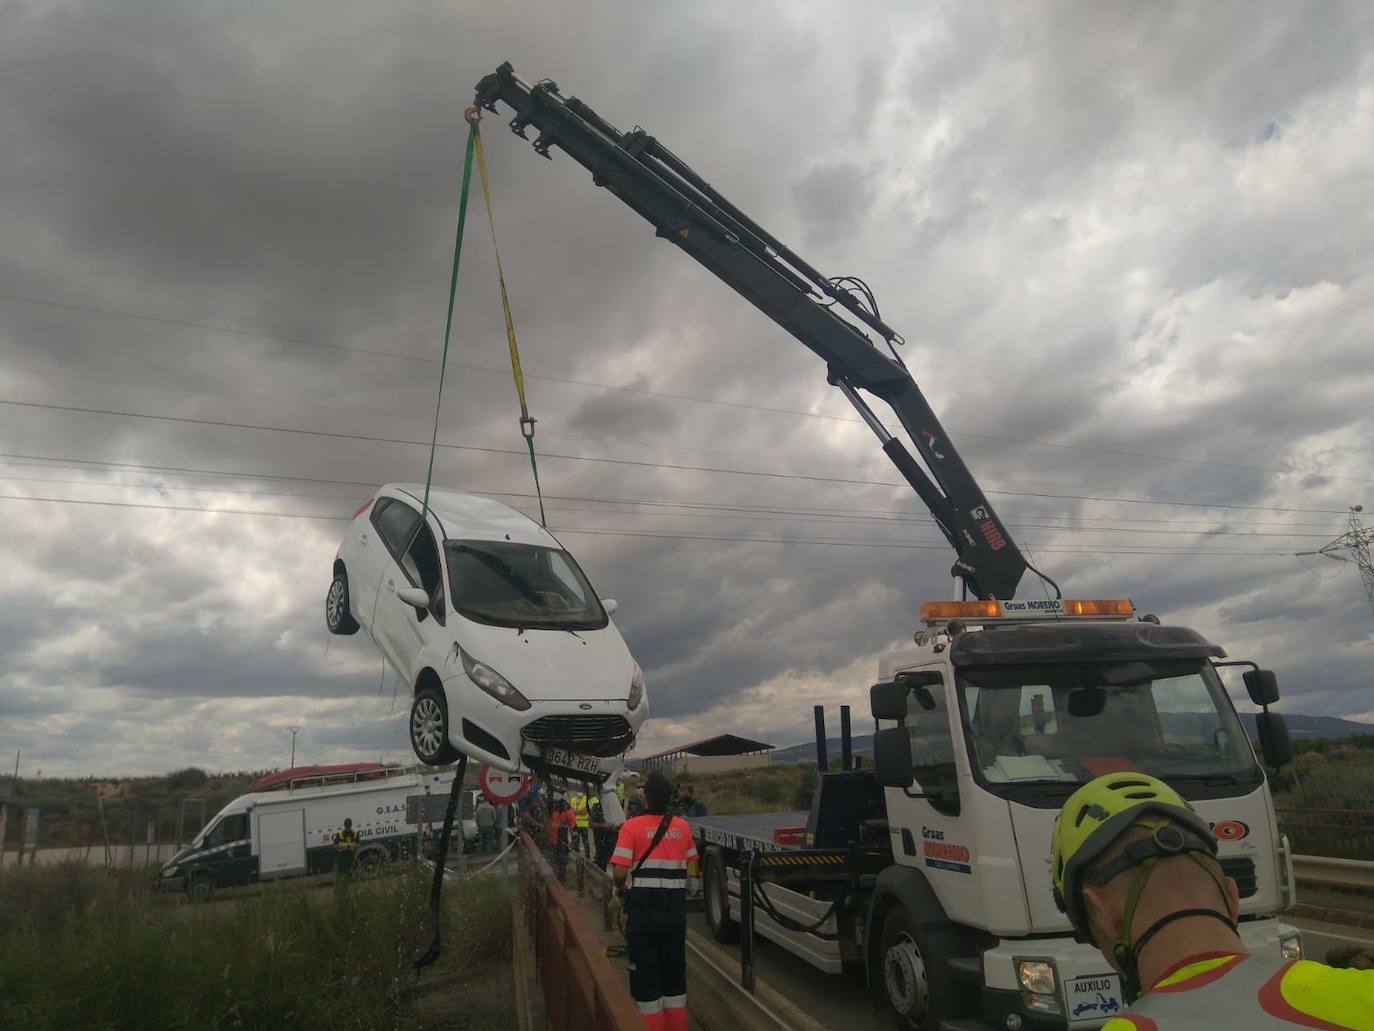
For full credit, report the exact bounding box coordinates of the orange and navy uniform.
[548,804,576,846]
[610,812,698,1031]
[1103,950,1374,1030]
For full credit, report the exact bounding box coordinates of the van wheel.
[704,850,739,943]
[356,847,388,877]
[189,874,215,903]
[326,570,359,635]
[410,686,461,766]
[879,906,952,1030]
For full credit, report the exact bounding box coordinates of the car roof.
[384,484,556,547]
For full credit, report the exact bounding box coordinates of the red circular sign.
[479,764,531,805]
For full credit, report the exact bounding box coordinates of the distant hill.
[767,712,1372,765]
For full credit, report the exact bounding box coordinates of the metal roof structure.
[639,734,774,762]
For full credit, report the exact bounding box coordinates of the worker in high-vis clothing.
[610,771,697,1031]
[332,817,359,878]
[1051,772,1374,1028]
[570,790,590,858]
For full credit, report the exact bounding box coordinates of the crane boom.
[474,62,1033,600]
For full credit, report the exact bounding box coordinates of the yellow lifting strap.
[468,108,547,527]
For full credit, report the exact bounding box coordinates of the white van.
[154,768,468,898]
[326,485,647,782]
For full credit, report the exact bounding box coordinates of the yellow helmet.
[1051,772,1217,942]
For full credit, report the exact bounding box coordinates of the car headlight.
[460,648,531,711]
[1280,933,1303,960]
[628,664,645,711]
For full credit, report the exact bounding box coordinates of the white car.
[327,484,646,781]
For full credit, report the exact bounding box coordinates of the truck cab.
[868,598,1299,1028]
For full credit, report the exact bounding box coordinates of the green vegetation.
[0,864,514,1030]
[1266,735,1374,860]
[688,762,816,816]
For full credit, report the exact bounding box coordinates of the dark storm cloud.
[1,1,1371,775]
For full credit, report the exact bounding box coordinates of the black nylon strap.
[633,811,674,877]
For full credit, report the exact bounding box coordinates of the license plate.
[1067,974,1123,1022]
[540,747,602,775]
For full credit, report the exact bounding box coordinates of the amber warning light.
[919,598,1134,624]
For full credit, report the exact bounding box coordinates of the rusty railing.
[1276,807,1374,861]
[515,832,641,1031]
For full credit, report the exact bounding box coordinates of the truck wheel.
[189,874,215,904]
[325,570,359,635]
[704,850,739,943]
[356,846,388,877]
[879,906,951,1030]
[410,686,461,766]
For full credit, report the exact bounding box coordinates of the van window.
[204,813,249,848]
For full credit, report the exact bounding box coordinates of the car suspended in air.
[327,484,646,782]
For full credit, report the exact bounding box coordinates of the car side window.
[374,499,420,556]
[401,523,445,621]
[205,813,249,848]
[906,675,960,815]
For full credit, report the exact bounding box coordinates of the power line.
[0,491,1306,556]
[0,398,1352,515]
[5,291,1370,485]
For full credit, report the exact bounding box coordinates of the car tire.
[879,906,953,1030]
[704,849,740,943]
[325,570,359,635]
[189,874,215,904]
[410,685,461,766]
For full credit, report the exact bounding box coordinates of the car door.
[345,497,402,638]
[374,518,449,683]
[367,498,424,674]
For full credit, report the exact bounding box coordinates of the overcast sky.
[1,1,1371,778]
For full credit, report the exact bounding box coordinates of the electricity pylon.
[1299,505,1374,617]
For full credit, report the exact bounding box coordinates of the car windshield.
[958,659,1260,797]
[445,540,607,630]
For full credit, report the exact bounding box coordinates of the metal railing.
[515,832,641,1031]
[1277,808,1374,861]
[1293,854,1374,892]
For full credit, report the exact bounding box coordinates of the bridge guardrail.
[1277,807,1374,861]
[1293,853,1374,892]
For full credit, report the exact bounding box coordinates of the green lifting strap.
[420,118,478,522]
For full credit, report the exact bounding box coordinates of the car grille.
[1220,856,1257,898]
[522,714,634,757]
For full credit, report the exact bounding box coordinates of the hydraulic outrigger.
[473,62,1035,601]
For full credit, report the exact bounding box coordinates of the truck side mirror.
[1255,711,1292,769]
[873,727,914,787]
[870,682,908,720]
[1243,669,1280,706]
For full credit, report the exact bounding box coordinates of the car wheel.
[879,906,954,1030]
[704,849,740,943]
[325,570,359,635]
[410,686,461,766]
[189,874,215,904]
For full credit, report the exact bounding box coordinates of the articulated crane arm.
[474,62,1033,601]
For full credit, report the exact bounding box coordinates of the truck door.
[193,811,254,888]
[257,808,307,879]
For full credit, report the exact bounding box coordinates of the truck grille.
[1220,856,1257,898]
[523,714,634,757]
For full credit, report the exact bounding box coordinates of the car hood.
[451,620,636,702]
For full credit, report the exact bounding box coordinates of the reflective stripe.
[636,999,663,1014]
[638,858,688,871]
[630,877,689,889]
[662,994,687,1009]
[613,847,634,859]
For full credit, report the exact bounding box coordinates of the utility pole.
[1299,505,1374,618]
[287,726,302,769]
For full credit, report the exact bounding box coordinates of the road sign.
[479,764,530,805]
[405,792,456,824]
[23,807,39,850]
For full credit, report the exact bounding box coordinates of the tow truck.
[471,63,1300,1029]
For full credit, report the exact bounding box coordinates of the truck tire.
[189,874,215,904]
[356,845,388,876]
[704,849,739,943]
[325,570,359,635]
[410,685,461,766]
[879,906,953,1030]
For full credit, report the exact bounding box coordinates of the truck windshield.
[446,540,608,631]
[958,659,1260,798]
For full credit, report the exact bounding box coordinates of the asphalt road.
[688,912,1374,1030]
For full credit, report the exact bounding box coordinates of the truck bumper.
[153,875,187,893]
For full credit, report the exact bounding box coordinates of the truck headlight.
[461,648,531,711]
[1015,959,1061,1015]
[628,664,645,711]
[1280,933,1303,960]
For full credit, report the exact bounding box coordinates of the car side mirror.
[397,587,430,611]
[1256,711,1292,768]
[602,598,618,617]
[1243,669,1280,706]
[874,727,914,787]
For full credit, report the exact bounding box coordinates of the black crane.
[474,62,1039,601]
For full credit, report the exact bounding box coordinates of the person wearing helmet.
[1051,772,1374,1028]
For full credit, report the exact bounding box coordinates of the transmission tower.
[1298,505,1374,617]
